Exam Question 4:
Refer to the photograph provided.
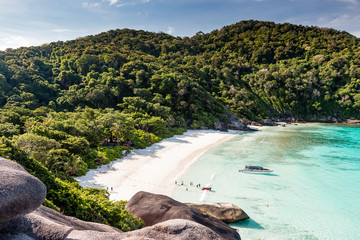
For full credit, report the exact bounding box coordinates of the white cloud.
[335,0,359,4]
[167,26,175,35]
[82,2,101,8]
[328,14,352,27]
[106,0,120,6]
[320,13,360,29]
[116,2,131,7]
[313,13,360,38]
[351,30,360,37]
[0,35,37,50]
[104,0,151,7]
[52,29,74,33]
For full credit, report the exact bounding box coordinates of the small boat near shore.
[239,165,273,173]
[202,187,212,191]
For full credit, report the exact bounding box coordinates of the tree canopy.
[1,20,360,231]
[1,20,359,122]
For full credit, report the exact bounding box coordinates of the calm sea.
[171,124,360,240]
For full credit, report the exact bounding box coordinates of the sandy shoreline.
[76,130,240,201]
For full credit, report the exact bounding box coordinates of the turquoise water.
[171,124,360,240]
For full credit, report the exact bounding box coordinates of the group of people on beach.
[174,180,202,191]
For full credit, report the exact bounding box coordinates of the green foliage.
[2,21,359,120]
[97,146,129,163]
[43,198,61,212]
[1,20,360,233]
[132,129,162,149]
[0,122,20,138]
[0,137,143,231]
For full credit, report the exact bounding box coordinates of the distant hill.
[1,20,359,124]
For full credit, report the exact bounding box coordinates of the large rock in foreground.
[0,157,46,223]
[0,205,122,240]
[126,191,241,240]
[186,202,249,223]
[67,219,224,240]
[1,206,224,240]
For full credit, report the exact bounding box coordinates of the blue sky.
[0,0,360,50]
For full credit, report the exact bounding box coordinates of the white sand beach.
[76,130,240,201]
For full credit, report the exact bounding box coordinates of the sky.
[0,0,360,50]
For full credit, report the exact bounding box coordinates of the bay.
[171,123,360,240]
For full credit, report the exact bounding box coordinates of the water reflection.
[241,172,279,176]
[231,218,264,229]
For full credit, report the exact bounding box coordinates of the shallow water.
[171,124,360,240]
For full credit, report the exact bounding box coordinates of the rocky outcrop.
[126,191,241,240]
[34,206,122,232]
[227,114,248,130]
[0,157,46,223]
[346,119,360,124]
[263,118,272,124]
[0,209,71,240]
[186,203,249,223]
[250,121,262,126]
[67,219,224,240]
[0,205,123,240]
[262,118,277,126]
[214,114,253,132]
[1,207,225,240]
[0,158,121,239]
[126,219,224,240]
[213,120,228,132]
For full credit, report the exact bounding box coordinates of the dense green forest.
[1,20,360,121]
[1,20,360,230]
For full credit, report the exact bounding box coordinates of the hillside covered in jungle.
[1,20,360,123]
[1,20,360,231]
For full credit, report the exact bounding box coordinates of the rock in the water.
[0,157,46,223]
[126,191,240,240]
[186,202,249,223]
